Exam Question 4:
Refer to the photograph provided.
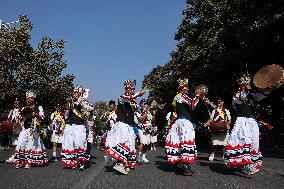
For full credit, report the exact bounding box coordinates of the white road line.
[71,160,106,189]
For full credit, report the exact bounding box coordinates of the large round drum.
[209,121,228,133]
[0,120,13,134]
[253,64,284,93]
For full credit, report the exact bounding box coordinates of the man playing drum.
[204,97,231,161]
[6,98,23,163]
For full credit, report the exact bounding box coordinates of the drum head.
[253,64,283,89]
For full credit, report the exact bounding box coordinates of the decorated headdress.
[74,85,84,93]
[237,73,251,85]
[26,90,36,99]
[177,78,188,90]
[124,79,136,91]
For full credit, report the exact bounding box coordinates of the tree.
[144,0,284,112]
[0,15,74,120]
[93,100,108,131]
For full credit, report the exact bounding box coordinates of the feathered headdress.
[26,90,36,99]
[124,79,136,91]
[177,78,188,90]
[237,73,251,85]
[74,85,84,93]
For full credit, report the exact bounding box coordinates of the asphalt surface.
[0,147,283,189]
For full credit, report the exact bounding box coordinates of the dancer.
[61,86,92,171]
[105,80,146,175]
[224,74,267,175]
[13,91,48,169]
[165,78,202,174]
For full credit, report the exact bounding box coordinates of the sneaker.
[24,164,30,169]
[6,155,15,164]
[208,153,214,161]
[77,164,85,171]
[153,147,156,151]
[243,165,259,175]
[15,164,20,169]
[142,154,149,163]
[247,168,259,175]
[104,155,110,164]
[113,163,129,175]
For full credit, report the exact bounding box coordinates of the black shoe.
[77,164,85,171]
[176,163,194,175]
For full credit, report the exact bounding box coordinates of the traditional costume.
[105,79,145,175]
[100,100,117,130]
[224,74,265,175]
[100,100,117,150]
[50,105,65,161]
[6,98,23,163]
[206,97,231,161]
[135,99,153,163]
[13,91,48,169]
[61,86,91,170]
[165,78,200,174]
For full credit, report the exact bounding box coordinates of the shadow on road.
[155,160,192,176]
[198,161,252,178]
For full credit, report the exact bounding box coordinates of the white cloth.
[226,117,259,148]
[224,117,262,168]
[51,131,63,143]
[150,135,157,143]
[165,118,197,164]
[15,128,46,153]
[106,122,136,152]
[62,124,87,151]
[138,129,151,145]
[14,128,47,166]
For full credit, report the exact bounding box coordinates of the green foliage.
[93,100,109,131]
[144,0,284,113]
[0,15,74,120]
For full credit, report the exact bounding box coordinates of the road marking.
[71,160,106,189]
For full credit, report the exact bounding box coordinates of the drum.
[253,64,284,93]
[209,120,228,133]
[0,120,13,134]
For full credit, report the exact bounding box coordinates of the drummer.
[204,97,231,161]
[224,73,268,175]
[6,98,23,164]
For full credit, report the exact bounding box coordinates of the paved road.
[0,147,283,189]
